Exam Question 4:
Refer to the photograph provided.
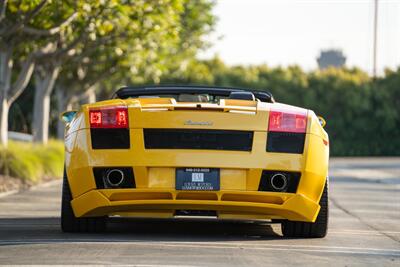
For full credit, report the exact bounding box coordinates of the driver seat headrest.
[228,91,255,101]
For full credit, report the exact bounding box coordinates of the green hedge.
[0,141,64,182]
[161,60,400,156]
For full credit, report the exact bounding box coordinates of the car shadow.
[107,217,282,240]
[0,217,283,245]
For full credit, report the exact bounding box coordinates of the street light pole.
[373,0,379,78]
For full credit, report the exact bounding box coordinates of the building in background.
[317,49,346,69]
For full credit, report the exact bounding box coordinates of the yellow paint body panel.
[64,98,329,222]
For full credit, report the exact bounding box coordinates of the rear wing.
[113,85,275,103]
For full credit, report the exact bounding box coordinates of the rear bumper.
[71,189,320,222]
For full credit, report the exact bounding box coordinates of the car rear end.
[64,96,329,224]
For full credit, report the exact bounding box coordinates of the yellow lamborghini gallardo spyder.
[61,85,329,238]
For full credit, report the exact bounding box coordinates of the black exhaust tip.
[258,170,300,193]
[105,169,125,187]
[270,173,288,191]
[93,167,135,189]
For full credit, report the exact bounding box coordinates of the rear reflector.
[268,109,307,133]
[89,106,128,128]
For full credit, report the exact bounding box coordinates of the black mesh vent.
[93,167,135,189]
[91,128,130,149]
[144,129,253,151]
[267,132,305,154]
[258,170,300,193]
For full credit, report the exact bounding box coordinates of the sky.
[200,0,400,75]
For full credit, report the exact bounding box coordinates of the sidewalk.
[329,157,400,184]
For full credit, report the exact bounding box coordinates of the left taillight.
[89,106,128,128]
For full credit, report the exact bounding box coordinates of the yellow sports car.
[61,85,329,238]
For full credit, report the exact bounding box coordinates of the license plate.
[176,168,220,191]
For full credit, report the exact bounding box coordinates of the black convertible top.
[114,85,275,103]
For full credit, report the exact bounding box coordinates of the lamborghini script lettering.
[184,120,213,126]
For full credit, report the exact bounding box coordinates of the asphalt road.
[0,158,399,266]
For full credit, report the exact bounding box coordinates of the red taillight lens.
[89,111,102,127]
[89,107,128,128]
[116,109,128,127]
[268,109,307,133]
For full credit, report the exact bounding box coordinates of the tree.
[159,0,216,83]
[3,0,218,144]
[31,0,121,143]
[55,0,217,102]
[0,0,76,146]
[54,0,190,139]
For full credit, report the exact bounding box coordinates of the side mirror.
[60,110,78,123]
[317,116,326,127]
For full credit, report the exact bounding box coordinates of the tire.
[281,180,328,238]
[61,168,106,233]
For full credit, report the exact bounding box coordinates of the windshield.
[134,94,224,103]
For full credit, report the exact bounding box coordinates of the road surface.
[0,158,399,266]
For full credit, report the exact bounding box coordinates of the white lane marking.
[330,168,400,179]
[0,240,398,257]
[331,217,400,222]
[150,243,399,256]
[0,239,399,255]
[341,209,400,215]
[328,231,400,236]
[122,265,197,267]
[330,202,400,208]
[330,229,400,234]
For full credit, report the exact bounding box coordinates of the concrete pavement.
[0,158,399,266]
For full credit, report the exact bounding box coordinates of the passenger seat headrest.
[228,91,256,101]
[178,94,202,102]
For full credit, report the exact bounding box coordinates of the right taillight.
[267,108,307,154]
[268,109,307,133]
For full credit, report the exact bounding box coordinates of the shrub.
[0,141,64,182]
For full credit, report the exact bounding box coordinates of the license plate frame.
[176,168,220,191]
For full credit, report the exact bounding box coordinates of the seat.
[178,94,203,102]
[228,91,255,101]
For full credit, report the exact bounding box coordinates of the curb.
[0,189,19,198]
[0,179,61,199]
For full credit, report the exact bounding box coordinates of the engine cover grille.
[144,129,253,151]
